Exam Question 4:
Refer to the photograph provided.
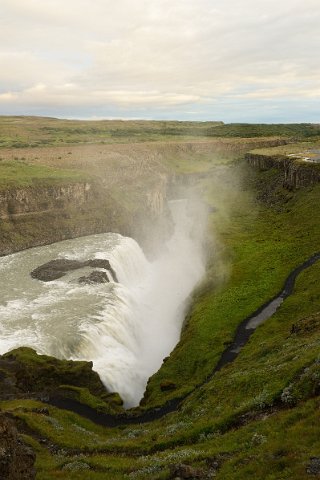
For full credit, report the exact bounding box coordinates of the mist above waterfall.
[0,191,207,407]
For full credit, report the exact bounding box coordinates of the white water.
[0,199,206,407]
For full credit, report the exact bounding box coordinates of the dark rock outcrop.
[0,414,36,480]
[79,270,109,284]
[170,464,207,479]
[0,347,126,415]
[0,347,108,399]
[290,312,320,335]
[31,258,118,282]
[160,380,177,391]
[306,457,320,475]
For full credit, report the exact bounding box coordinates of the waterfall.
[0,198,206,407]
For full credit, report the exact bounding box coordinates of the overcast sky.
[1,0,319,122]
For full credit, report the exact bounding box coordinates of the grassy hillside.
[0,116,224,147]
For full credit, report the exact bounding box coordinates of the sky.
[0,0,320,122]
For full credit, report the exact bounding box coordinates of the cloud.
[0,0,319,120]
[3,83,199,108]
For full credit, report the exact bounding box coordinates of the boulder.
[170,464,207,479]
[160,380,176,391]
[31,259,84,281]
[306,457,320,475]
[31,258,118,282]
[79,270,109,284]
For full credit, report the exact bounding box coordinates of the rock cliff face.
[0,178,171,257]
[0,181,115,256]
[246,153,320,188]
[0,183,91,218]
[146,175,167,216]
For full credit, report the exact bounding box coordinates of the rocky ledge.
[0,347,124,413]
[0,347,107,399]
[246,152,320,188]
